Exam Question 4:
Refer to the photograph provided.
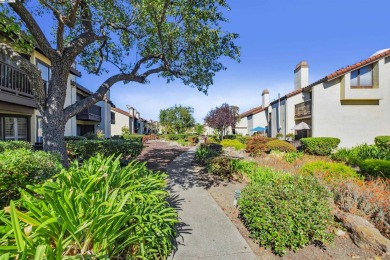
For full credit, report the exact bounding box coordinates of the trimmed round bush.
[245,136,269,156]
[239,175,335,255]
[0,148,61,206]
[358,159,390,179]
[300,137,340,156]
[266,140,296,152]
[0,141,32,152]
[300,161,361,183]
[207,156,232,177]
[220,139,245,150]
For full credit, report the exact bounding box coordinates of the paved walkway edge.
[167,147,257,260]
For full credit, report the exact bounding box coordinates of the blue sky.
[76,0,390,122]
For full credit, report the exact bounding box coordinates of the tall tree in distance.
[204,103,239,140]
[0,0,240,166]
[159,105,195,134]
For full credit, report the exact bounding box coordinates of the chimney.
[262,89,269,108]
[294,61,309,90]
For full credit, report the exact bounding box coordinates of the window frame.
[350,64,373,89]
[36,58,51,93]
[0,114,31,142]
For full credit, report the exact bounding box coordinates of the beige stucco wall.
[235,116,248,135]
[252,110,268,135]
[111,110,129,136]
[312,57,390,148]
[286,94,305,136]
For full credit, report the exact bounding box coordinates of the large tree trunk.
[42,63,70,167]
[42,113,68,167]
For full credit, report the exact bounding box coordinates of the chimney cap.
[295,61,309,71]
[262,89,269,95]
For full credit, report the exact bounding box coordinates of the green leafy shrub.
[207,156,232,177]
[266,140,296,153]
[245,136,269,156]
[220,139,245,150]
[223,135,236,140]
[0,148,61,206]
[300,161,361,183]
[275,133,284,139]
[332,144,390,165]
[64,136,87,141]
[0,141,32,152]
[67,139,143,162]
[375,136,390,151]
[187,135,199,145]
[0,155,178,259]
[358,159,390,179]
[239,174,335,255]
[123,134,144,142]
[194,145,221,165]
[300,137,340,156]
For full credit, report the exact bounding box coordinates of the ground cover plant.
[66,139,143,162]
[239,170,335,255]
[0,155,178,259]
[300,161,362,183]
[300,137,340,156]
[220,139,245,150]
[0,148,61,207]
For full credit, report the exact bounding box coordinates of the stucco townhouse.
[0,46,113,143]
[238,48,390,148]
[111,106,157,136]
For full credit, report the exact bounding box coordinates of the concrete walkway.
[167,147,256,260]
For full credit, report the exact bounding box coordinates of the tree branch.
[9,2,55,58]
[0,43,46,111]
[63,73,144,120]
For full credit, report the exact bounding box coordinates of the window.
[2,117,28,141]
[36,59,51,92]
[350,64,373,88]
[36,116,43,143]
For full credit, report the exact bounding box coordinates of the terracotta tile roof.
[112,107,133,117]
[240,106,265,118]
[326,49,390,80]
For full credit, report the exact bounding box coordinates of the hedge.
[64,136,87,141]
[122,134,144,142]
[0,148,61,206]
[358,159,390,179]
[67,139,143,162]
[300,137,340,156]
[266,140,296,153]
[239,174,335,255]
[0,141,32,153]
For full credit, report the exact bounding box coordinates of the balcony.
[0,61,36,108]
[295,100,311,119]
[76,105,101,122]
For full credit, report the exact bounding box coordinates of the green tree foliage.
[159,105,195,134]
[0,0,240,166]
[195,123,205,135]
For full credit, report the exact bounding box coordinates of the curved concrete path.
[167,147,256,260]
